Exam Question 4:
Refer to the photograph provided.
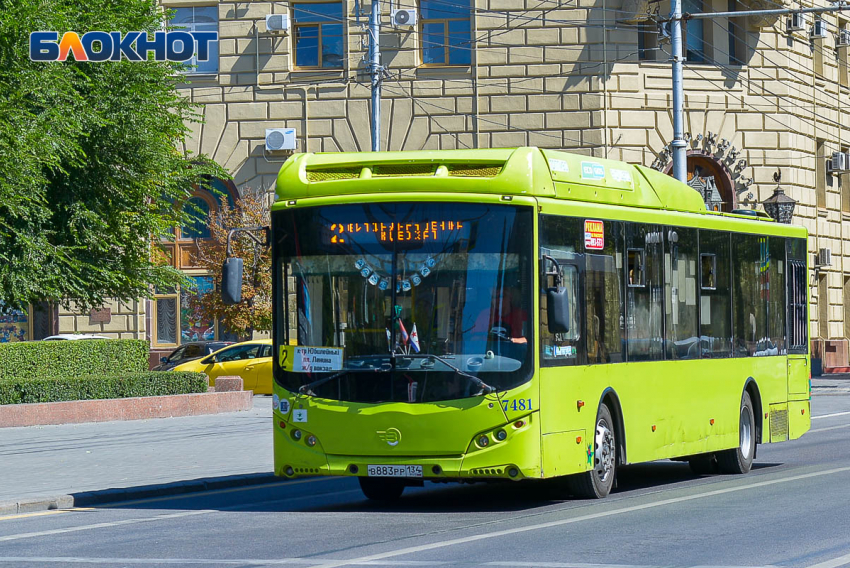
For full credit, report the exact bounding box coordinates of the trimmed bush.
[0,340,148,381]
[0,372,208,405]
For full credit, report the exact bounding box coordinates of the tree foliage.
[0,0,227,310]
[191,190,272,337]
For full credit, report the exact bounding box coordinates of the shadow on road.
[95,460,784,514]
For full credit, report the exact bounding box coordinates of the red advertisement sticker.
[584,220,604,250]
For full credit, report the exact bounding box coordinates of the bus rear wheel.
[569,402,617,499]
[717,391,756,474]
[359,477,405,501]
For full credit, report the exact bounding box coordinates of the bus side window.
[665,227,699,360]
[699,230,732,358]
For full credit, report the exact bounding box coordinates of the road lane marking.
[99,475,341,508]
[306,466,850,568]
[0,509,93,522]
[811,423,850,434]
[0,561,783,567]
[807,551,850,568]
[0,489,361,543]
[812,411,850,420]
[0,558,449,565]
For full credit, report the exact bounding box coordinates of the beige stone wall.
[165,0,850,354]
[58,300,147,339]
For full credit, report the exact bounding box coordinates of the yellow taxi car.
[172,339,273,394]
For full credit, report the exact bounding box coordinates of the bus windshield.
[275,202,534,403]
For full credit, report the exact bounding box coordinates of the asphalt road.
[2,395,850,568]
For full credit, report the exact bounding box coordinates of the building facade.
[9,0,850,369]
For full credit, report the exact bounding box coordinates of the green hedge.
[0,339,148,381]
[0,372,208,405]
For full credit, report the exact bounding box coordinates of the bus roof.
[274,147,799,232]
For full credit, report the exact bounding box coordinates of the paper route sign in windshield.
[286,346,343,373]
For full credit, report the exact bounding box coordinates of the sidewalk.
[0,395,274,510]
[812,374,850,395]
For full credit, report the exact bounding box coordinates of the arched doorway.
[664,151,737,212]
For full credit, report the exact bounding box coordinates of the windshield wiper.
[398,354,496,395]
[298,363,391,397]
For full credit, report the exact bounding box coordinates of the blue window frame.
[293,3,344,68]
[421,0,472,66]
[171,6,219,74]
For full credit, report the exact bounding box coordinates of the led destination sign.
[326,220,465,244]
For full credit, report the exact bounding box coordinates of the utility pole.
[670,0,687,183]
[669,2,850,182]
[369,0,381,152]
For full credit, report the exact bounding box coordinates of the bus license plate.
[367,465,423,478]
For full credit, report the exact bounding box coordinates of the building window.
[728,0,746,64]
[684,0,704,62]
[421,0,472,66]
[836,18,850,87]
[638,21,659,61]
[817,138,826,209]
[154,286,179,346]
[293,2,344,69]
[181,196,212,239]
[153,277,226,346]
[844,275,850,340]
[819,273,829,339]
[171,6,219,74]
[814,20,824,77]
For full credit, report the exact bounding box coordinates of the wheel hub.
[740,406,752,459]
[595,419,615,482]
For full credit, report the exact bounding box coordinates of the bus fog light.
[285,466,294,476]
[306,435,317,447]
[508,467,519,478]
[495,429,507,441]
[292,429,302,441]
[478,435,490,448]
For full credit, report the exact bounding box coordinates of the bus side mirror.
[222,257,243,305]
[547,286,570,334]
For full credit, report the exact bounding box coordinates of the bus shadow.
[99,461,785,514]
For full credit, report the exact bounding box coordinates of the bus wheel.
[718,391,756,474]
[359,477,405,501]
[569,402,617,499]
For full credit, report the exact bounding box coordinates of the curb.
[0,389,252,428]
[0,472,280,516]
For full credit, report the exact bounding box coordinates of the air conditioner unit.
[265,128,297,151]
[787,12,805,32]
[838,29,850,47]
[811,19,828,39]
[829,151,848,173]
[265,14,290,32]
[391,9,417,27]
[817,248,832,267]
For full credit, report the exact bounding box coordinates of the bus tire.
[569,402,617,499]
[717,391,756,474]
[359,477,405,501]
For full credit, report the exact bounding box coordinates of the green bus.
[251,147,810,500]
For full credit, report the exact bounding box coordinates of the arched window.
[181,196,211,239]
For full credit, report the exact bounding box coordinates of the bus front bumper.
[274,411,542,481]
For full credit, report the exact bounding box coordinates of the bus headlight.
[495,429,507,441]
[478,435,490,448]
[292,429,302,441]
[306,435,317,447]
